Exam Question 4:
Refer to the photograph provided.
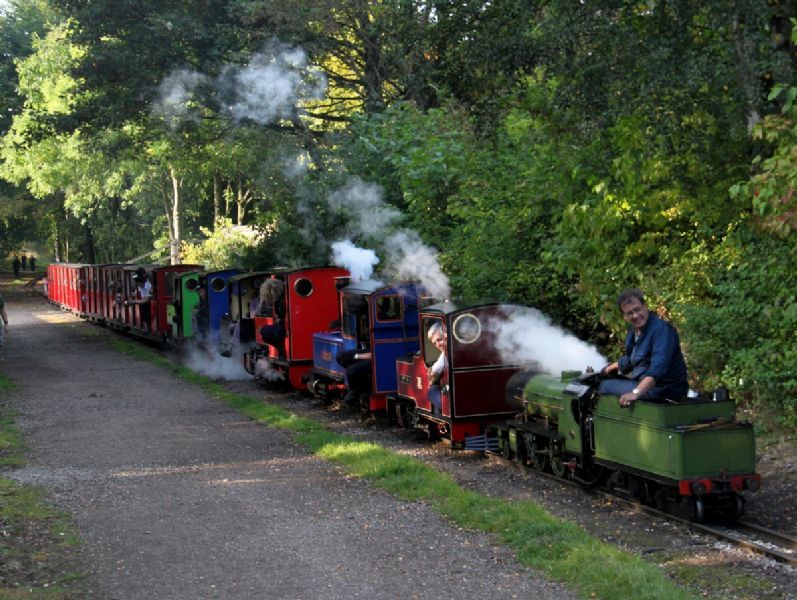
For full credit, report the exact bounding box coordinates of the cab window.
[375,295,402,322]
[423,318,445,367]
[342,294,369,342]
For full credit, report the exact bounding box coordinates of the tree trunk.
[225,181,233,219]
[83,223,96,264]
[731,12,762,131]
[53,210,62,262]
[357,4,384,114]
[213,172,222,225]
[236,174,253,226]
[170,167,182,265]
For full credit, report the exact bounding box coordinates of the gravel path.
[0,282,574,600]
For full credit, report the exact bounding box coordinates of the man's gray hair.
[617,288,645,310]
[427,321,443,340]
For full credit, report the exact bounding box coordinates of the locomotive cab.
[307,280,429,412]
[391,303,531,446]
[224,271,270,369]
[248,266,350,390]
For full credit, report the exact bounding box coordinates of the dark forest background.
[1,0,796,426]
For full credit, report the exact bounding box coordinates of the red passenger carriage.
[98,264,200,342]
[47,263,88,316]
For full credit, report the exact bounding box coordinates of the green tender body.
[593,398,756,481]
[523,374,757,482]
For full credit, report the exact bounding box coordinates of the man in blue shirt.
[599,288,688,407]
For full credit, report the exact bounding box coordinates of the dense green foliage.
[1,0,796,425]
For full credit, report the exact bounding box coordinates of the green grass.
[0,373,86,598]
[113,339,694,600]
[0,374,24,467]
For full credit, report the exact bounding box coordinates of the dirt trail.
[0,278,573,599]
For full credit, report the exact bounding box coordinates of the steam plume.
[184,346,252,381]
[154,39,326,128]
[255,358,285,382]
[488,307,607,375]
[221,41,326,125]
[154,69,208,128]
[331,240,380,282]
[384,230,450,299]
[327,178,450,298]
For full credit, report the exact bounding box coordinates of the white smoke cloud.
[255,357,285,382]
[331,240,380,282]
[487,307,607,375]
[384,230,450,300]
[154,40,326,129]
[184,346,252,381]
[222,42,327,125]
[326,179,450,299]
[283,153,310,180]
[154,69,208,128]
[327,179,401,237]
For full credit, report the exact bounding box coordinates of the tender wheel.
[501,436,512,460]
[551,455,566,478]
[549,440,566,478]
[729,494,745,523]
[692,497,705,523]
[244,351,256,375]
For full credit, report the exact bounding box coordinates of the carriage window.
[186,278,200,291]
[294,278,313,297]
[452,313,481,344]
[375,296,402,321]
[211,277,226,292]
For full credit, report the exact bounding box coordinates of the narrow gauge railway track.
[634,507,797,567]
[490,455,797,567]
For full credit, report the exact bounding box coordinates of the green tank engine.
[488,371,760,522]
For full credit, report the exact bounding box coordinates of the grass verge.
[114,340,695,600]
[0,374,25,468]
[0,373,86,598]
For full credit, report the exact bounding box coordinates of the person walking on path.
[29,256,36,272]
[20,255,27,271]
[12,256,20,277]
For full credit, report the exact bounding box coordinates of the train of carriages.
[46,262,761,523]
